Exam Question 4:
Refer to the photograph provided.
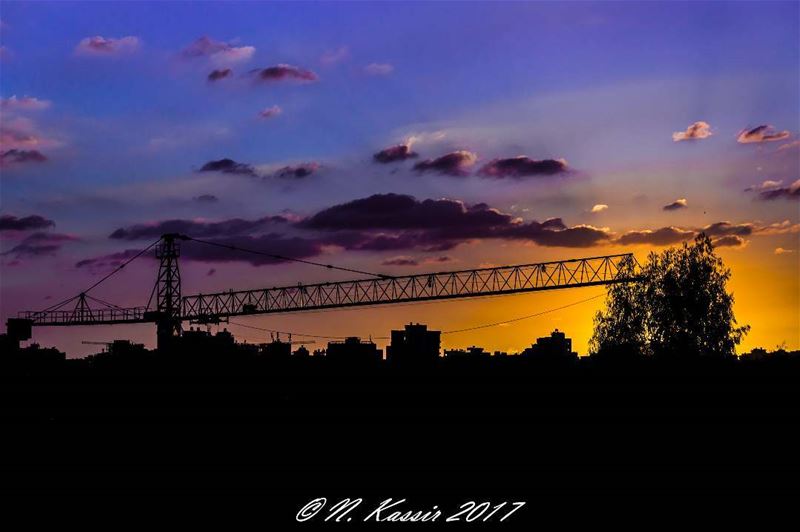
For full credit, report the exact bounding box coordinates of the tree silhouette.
[591,234,749,359]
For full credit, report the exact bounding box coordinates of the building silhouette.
[326,337,382,365]
[444,346,491,360]
[387,323,441,365]
[520,329,578,362]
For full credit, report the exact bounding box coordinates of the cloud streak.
[737,125,791,144]
[0,96,51,111]
[672,121,712,142]
[0,214,55,231]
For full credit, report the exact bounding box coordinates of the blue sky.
[1,1,798,356]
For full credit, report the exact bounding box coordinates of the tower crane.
[6,233,642,350]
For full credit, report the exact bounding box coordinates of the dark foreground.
[2,353,799,526]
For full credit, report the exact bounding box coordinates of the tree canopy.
[590,234,749,359]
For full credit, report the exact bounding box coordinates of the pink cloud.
[182,36,255,64]
[258,105,282,119]
[737,125,791,144]
[1,96,51,111]
[75,36,140,55]
[320,46,349,65]
[672,121,712,142]
[364,63,394,76]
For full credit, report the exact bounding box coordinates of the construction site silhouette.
[3,233,798,510]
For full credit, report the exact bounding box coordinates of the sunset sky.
[1,1,798,357]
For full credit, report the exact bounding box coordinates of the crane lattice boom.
[182,254,637,322]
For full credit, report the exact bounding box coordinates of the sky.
[1,1,798,358]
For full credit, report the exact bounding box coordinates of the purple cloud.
[364,63,393,76]
[478,156,569,179]
[0,214,55,232]
[272,163,320,180]
[755,179,800,201]
[413,151,477,176]
[181,234,324,266]
[75,249,149,269]
[0,96,51,111]
[208,68,233,82]
[193,194,219,203]
[616,227,696,246]
[109,215,289,240]
[304,193,609,249]
[373,144,418,164]
[1,149,47,166]
[76,36,139,55]
[382,256,419,266]
[251,64,318,82]
[2,232,78,260]
[198,158,257,177]
[182,36,254,63]
[258,105,282,119]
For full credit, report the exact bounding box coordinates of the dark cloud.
[711,235,747,248]
[662,198,688,211]
[3,232,78,259]
[737,125,791,144]
[382,256,419,266]
[198,158,257,177]
[251,64,318,82]
[616,221,755,247]
[413,150,477,176]
[756,179,800,201]
[303,193,514,232]
[700,221,753,237]
[304,193,609,249]
[109,215,289,240]
[76,249,147,269]
[272,162,320,180]
[373,144,418,164]
[0,214,55,232]
[208,68,232,81]
[193,194,219,203]
[1,149,47,165]
[478,157,568,179]
[180,234,324,266]
[616,227,696,246]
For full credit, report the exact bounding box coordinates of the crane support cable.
[82,237,162,295]
[183,235,391,279]
[441,292,605,334]
[226,291,607,342]
[29,237,162,318]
